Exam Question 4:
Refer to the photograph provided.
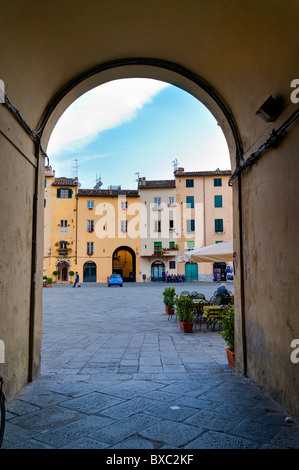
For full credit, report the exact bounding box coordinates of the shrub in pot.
[46,277,53,287]
[220,307,235,368]
[175,296,195,332]
[163,287,176,314]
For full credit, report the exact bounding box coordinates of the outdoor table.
[202,305,230,330]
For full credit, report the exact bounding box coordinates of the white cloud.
[47,78,169,154]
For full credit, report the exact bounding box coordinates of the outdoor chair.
[179,291,190,297]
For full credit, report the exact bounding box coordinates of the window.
[187,241,195,249]
[186,219,195,232]
[121,200,128,209]
[154,242,162,253]
[214,178,222,187]
[154,197,161,209]
[60,219,68,232]
[120,220,128,232]
[44,199,46,208]
[215,219,223,232]
[168,197,175,206]
[87,200,94,209]
[169,241,175,248]
[154,220,161,232]
[60,241,67,249]
[169,219,174,229]
[56,188,73,198]
[214,195,223,208]
[169,261,176,269]
[87,242,94,255]
[186,179,194,187]
[87,220,94,232]
[186,196,194,208]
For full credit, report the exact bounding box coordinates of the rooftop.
[78,189,139,197]
[174,167,231,177]
[138,178,176,189]
[52,177,79,186]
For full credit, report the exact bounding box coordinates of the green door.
[83,262,97,282]
[185,262,198,281]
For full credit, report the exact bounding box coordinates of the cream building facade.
[138,178,178,280]
[175,168,233,280]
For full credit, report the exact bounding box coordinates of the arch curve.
[40,58,243,170]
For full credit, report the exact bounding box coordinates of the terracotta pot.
[165,306,175,315]
[225,347,235,369]
[179,321,194,333]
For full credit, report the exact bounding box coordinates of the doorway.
[185,262,198,281]
[83,261,97,282]
[151,261,165,281]
[56,260,70,282]
[112,246,136,282]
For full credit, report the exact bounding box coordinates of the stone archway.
[112,246,136,282]
[0,1,298,417]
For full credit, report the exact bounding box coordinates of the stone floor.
[2,281,299,451]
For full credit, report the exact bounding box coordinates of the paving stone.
[60,392,124,414]
[6,399,40,416]
[89,413,161,446]
[185,430,257,449]
[9,405,85,432]
[60,437,108,449]
[143,402,196,422]
[35,415,114,447]
[139,420,201,447]
[100,397,155,419]
[184,409,243,433]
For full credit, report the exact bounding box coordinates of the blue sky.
[47,79,230,189]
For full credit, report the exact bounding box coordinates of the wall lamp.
[255,95,282,122]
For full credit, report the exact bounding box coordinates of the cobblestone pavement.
[2,282,299,450]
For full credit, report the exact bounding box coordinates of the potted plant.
[69,270,75,284]
[163,287,176,315]
[220,307,235,368]
[52,270,58,283]
[175,296,195,332]
[46,277,53,287]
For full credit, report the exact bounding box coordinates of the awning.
[178,240,233,263]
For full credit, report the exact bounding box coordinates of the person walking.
[73,272,79,288]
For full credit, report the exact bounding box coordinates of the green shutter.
[214,195,222,207]
[57,188,61,198]
[68,188,73,198]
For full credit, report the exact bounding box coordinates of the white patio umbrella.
[178,239,233,263]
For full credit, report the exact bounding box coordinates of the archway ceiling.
[2,0,299,154]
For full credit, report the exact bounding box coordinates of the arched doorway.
[56,260,71,282]
[185,262,198,281]
[83,261,97,282]
[151,261,165,281]
[112,246,136,282]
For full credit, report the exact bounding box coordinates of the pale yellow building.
[76,188,141,283]
[43,167,78,283]
[175,167,233,280]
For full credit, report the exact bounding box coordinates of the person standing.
[73,272,79,288]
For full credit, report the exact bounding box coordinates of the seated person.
[216,283,231,305]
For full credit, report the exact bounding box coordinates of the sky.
[47,78,231,190]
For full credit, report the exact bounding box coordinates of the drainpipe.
[237,164,247,376]
[28,138,41,382]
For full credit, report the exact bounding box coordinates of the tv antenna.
[72,158,79,179]
[94,173,103,190]
[172,158,179,172]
